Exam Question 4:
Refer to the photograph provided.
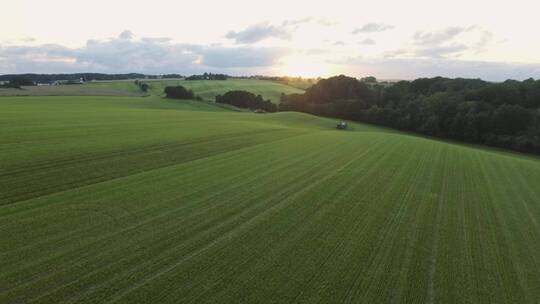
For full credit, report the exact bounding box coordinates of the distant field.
[0,81,142,97]
[1,96,540,303]
[142,79,304,103]
[0,79,303,103]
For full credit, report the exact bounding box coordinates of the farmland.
[0,79,304,103]
[1,95,540,303]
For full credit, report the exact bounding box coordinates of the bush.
[164,86,194,99]
[216,91,277,112]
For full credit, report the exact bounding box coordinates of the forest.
[280,75,540,154]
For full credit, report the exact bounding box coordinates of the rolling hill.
[1,95,539,303]
[0,79,304,103]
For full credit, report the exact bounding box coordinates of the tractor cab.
[336,121,348,130]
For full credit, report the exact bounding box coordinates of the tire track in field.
[426,148,449,304]
[471,153,529,303]
[388,144,444,304]
[342,141,437,303]
[74,140,362,302]
[284,140,402,304]
[0,135,333,300]
[0,128,307,206]
[100,136,383,304]
[474,154,539,302]
[0,129,308,221]
[0,130,312,244]
[189,138,397,304]
[3,135,346,303]
[0,145,287,265]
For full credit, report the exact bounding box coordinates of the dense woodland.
[280,75,540,154]
[216,91,277,112]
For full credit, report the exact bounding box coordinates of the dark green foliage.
[360,76,377,83]
[0,73,150,83]
[280,75,540,154]
[161,74,184,79]
[216,90,277,112]
[134,80,150,92]
[65,79,83,85]
[186,72,228,80]
[2,76,35,88]
[140,83,149,92]
[164,85,194,99]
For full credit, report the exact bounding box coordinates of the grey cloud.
[141,37,173,44]
[22,37,36,43]
[226,18,335,44]
[340,57,540,81]
[226,23,291,44]
[199,46,287,68]
[0,32,290,74]
[359,38,376,45]
[414,44,468,58]
[383,49,410,58]
[410,27,495,58]
[413,26,474,46]
[282,17,337,27]
[352,23,394,34]
[118,30,135,40]
[473,30,494,52]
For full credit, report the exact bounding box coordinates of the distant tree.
[164,86,194,99]
[186,73,228,80]
[216,90,277,112]
[360,76,377,83]
[5,76,35,88]
[140,83,149,92]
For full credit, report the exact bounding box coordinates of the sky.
[1,0,540,80]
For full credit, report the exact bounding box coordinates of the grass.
[1,95,540,303]
[140,79,304,103]
[0,82,142,97]
[0,79,304,103]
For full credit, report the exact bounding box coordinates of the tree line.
[216,91,277,112]
[280,75,540,154]
[164,86,195,99]
[164,85,276,112]
[0,73,184,84]
[185,73,228,81]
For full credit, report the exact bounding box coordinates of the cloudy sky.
[1,0,540,80]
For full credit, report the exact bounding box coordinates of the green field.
[1,95,540,303]
[0,79,304,103]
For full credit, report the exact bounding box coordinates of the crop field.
[1,96,540,303]
[0,82,142,97]
[141,79,304,103]
[0,79,303,103]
